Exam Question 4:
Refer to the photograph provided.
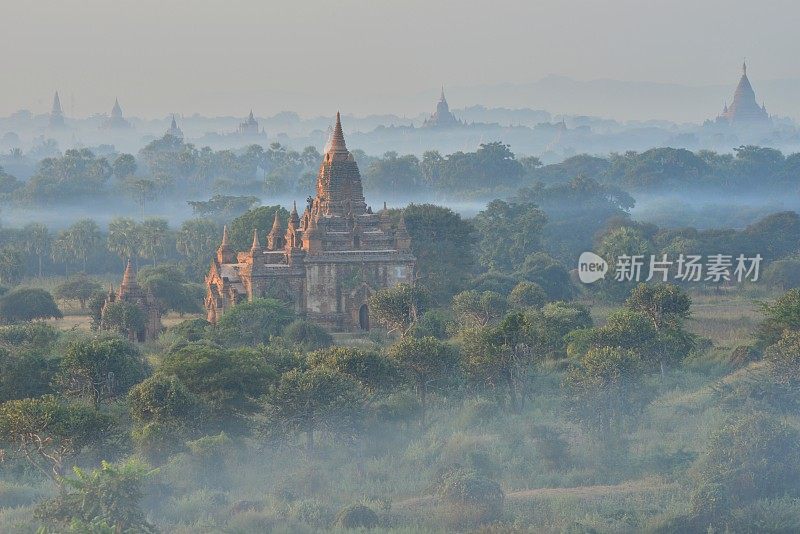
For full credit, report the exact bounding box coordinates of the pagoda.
[100,98,132,130]
[237,110,260,135]
[422,87,462,128]
[205,112,416,332]
[48,92,65,129]
[165,115,184,139]
[716,62,771,126]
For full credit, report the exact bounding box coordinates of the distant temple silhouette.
[716,62,771,126]
[165,115,184,139]
[422,87,462,128]
[101,98,132,130]
[237,110,260,135]
[49,91,65,129]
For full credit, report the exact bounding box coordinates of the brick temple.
[205,112,416,332]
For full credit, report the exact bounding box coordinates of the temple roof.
[329,111,348,154]
[718,61,770,124]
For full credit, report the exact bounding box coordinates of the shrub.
[0,288,62,323]
[435,467,504,527]
[690,411,800,521]
[283,319,333,350]
[333,503,379,529]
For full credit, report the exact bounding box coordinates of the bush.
[0,288,62,323]
[435,467,504,527]
[690,411,800,521]
[333,503,379,529]
[214,298,294,346]
[283,319,333,350]
[167,317,210,342]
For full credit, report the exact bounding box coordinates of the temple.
[205,112,416,332]
[237,110,260,135]
[49,92,65,129]
[422,87,462,128]
[101,260,162,342]
[165,115,184,139]
[716,62,771,126]
[100,98,132,130]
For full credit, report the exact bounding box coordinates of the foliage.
[265,368,366,450]
[0,395,113,483]
[34,459,157,533]
[473,199,548,272]
[282,319,333,350]
[434,466,505,526]
[228,205,290,251]
[690,412,800,521]
[333,503,379,529]
[53,274,102,309]
[508,281,547,309]
[99,301,146,340]
[452,290,508,327]
[213,298,294,347]
[369,283,429,336]
[308,346,401,393]
[158,342,276,421]
[388,336,460,426]
[57,334,149,407]
[138,265,201,314]
[0,288,62,323]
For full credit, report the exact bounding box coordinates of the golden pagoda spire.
[250,228,261,250]
[121,259,137,288]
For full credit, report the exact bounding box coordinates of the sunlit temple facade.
[205,113,416,332]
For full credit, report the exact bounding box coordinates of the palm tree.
[23,223,51,277]
[139,218,169,267]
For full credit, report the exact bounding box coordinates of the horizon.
[2,0,798,121]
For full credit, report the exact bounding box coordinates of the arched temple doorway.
[359,303,369,331]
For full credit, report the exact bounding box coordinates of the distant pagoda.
[48,91,65,128]
[237,110,260,135]
[422,87,462,128]
[716,62,771,126]
[165,115,184,139]
[100,98,132,130]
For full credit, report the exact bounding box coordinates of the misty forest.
[4,17,800,532]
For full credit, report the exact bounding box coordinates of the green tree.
[369,284,429,336]
[138,265,201,315]
[111,153,137,179]
[107,217,141,266]
[57,219,104,273]
[265,368,366,451]
[158,342,276,423]
[400,204,477,304]
[22,222,51,278]
[138,217,169,266]
[473,200,548,272]
[214,298,295,346]
[53,274,103,309]
[508,281,546,309]
[388,336,460,427]
[564,346,645,453]
[308,346,401,393]
[176,218,220,276]
[758,288,800,347]
[128,374,204,462]
[283,319,333,350]
[0,245,25,285]
[0,395,113,484]
[0,288,62,323]
[452,290,507,327]
[100,300,146,341]
[57,334,149,407]
[0,348,59,402]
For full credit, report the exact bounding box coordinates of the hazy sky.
[1,0,797,119]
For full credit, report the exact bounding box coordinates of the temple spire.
[52,92,63,115]
[121,259,137,288]
[251,228,261,250]
[743,60,747,76]
[329,111,347,153]
[440,85,446,102]
[222,225,230,246]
